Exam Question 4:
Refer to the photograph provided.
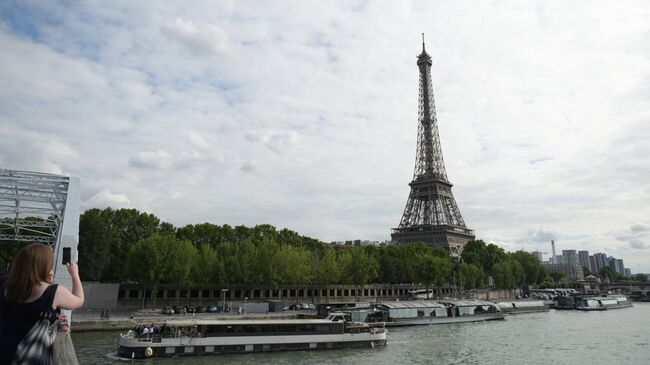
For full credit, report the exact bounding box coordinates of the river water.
[73,303,650,365]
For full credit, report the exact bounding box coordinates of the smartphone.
[62,247,71,265]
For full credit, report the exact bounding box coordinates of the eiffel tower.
[391,35,474,256]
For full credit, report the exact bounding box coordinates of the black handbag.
[11,310,59,365]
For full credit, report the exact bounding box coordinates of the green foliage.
[341,246,379,285]
[510,251,547,285]
[492,259,525,289]
[63,207,561,290]
[415,254,453,291]
[599,267,622,281]
[461,240,505,275]
[633,273,647,282]
[549,271,567,283]
[0,240,23,272]
[316,246,341,285]
[460,263,485,289]
[78,209,112,281]
[277,244,313,285]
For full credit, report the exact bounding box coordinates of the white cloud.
[84,189,131,209]
[161,18,229,57]
[129,150,173,169]
[1,1,650,272]
[245,130,300,154]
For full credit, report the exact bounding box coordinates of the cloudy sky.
[1,1,649,272]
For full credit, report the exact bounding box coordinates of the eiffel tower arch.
[391,36,475,257]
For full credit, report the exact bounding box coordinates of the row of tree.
[74,208,553,291]
[10,207,638,292]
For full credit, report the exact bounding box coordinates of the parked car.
[161,306,174,315]
[206,305,218,313]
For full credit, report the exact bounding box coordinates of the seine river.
[73,303,650,365]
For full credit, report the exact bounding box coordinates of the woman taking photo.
[0,243,85,364]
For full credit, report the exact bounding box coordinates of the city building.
[562,250,578,265]
[609,258,625,276]
[593,253,608,272]
[589,256,596,273]
[543,262,585,281]
[624,268,632,277]
[578,250,591,271]
[531,251,543,262]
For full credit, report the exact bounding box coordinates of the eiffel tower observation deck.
[391,36,475,256]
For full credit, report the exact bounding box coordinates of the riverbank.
[72,310,311,332]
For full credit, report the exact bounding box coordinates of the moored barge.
[117,316,386,359]
[496,300,550,314]
[343,300,504,327]
[575,295,633,311]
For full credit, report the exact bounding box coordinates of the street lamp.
[221,289,229,314]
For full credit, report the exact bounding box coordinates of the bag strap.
[42,284,60,322]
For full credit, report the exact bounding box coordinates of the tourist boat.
[575,295,633,311]
[117,316,386,359]
[343,300,504,327]
[496,300,550,314]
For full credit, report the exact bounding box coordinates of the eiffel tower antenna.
[391,37,475,257]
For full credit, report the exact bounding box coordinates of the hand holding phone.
[62,247,71,265]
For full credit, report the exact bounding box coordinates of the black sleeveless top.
[0,284,59,365]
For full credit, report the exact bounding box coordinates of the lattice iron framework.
[0,170,69,245]
[391,36,474,256]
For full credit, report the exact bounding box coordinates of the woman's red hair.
[4,243,53,303]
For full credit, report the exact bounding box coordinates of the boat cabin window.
[202,322,342,337]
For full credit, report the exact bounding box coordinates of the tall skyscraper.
[593,253,608,272]
[578,250,591,271]
[562,250,578,265]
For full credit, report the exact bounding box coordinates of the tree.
[492,259,525,289]
[599,267,621,281]
[191,244,223,304]
[317,246,341,286]
[460,263,485,289]
[127,235,166,309]
[633,273,648,282]
[277,245,313,287]
[102,208,163,282]
[510,251,547,285]
[341,246,379,286]
[549,271,567,284]
[78,209,113,281]
[415,254,453,298]
[164,238,198,305]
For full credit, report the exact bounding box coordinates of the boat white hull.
[369,313,504,327]
[118,331,386,359]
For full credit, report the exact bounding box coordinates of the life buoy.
[144,347,154,357]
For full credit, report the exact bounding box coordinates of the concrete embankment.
[73,312,308,332]
[73,319,138,332]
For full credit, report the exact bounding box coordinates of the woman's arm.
[53,262,84,310]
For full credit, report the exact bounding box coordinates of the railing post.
[54,331,79,365]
